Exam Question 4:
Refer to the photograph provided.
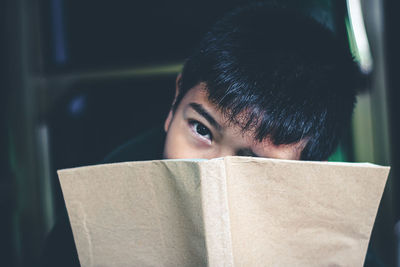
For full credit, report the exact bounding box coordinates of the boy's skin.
[163,78,305,160]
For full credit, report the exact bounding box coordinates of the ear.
[164,109,173,132]
[164,73,182,132]
[174,73,182,101]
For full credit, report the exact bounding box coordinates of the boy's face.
[163,82,305,160]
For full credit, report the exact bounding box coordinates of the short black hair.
[176,3,361,160]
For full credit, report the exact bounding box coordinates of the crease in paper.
[200,159,234,267]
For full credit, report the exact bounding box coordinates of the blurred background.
[1,0,399,266]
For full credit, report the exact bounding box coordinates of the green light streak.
[345,17,361,64]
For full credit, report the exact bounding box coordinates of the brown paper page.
[59,160,208,267]
[224,157,390,267]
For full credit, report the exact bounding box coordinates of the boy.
[105,3,359,164]
[42,3,363,266]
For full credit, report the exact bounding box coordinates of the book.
[58,156,389,266]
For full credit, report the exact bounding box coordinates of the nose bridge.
[215,145,237,158]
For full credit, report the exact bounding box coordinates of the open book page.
[59,160,208,266]
[223,157,389,266]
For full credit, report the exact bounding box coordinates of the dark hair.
[176,3,361,160]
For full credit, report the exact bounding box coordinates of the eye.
[189,120,213,141]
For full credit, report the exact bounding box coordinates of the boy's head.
[163,3,361,161]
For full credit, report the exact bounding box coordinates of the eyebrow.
[189,103,222,131]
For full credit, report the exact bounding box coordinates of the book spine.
[199,159,234,267]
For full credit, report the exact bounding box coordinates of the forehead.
[179,83,222,117]
[180,82,262,133]
[178,83,305,160]
[179,83,247,131]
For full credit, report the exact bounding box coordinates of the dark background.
[1,0,399,266]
